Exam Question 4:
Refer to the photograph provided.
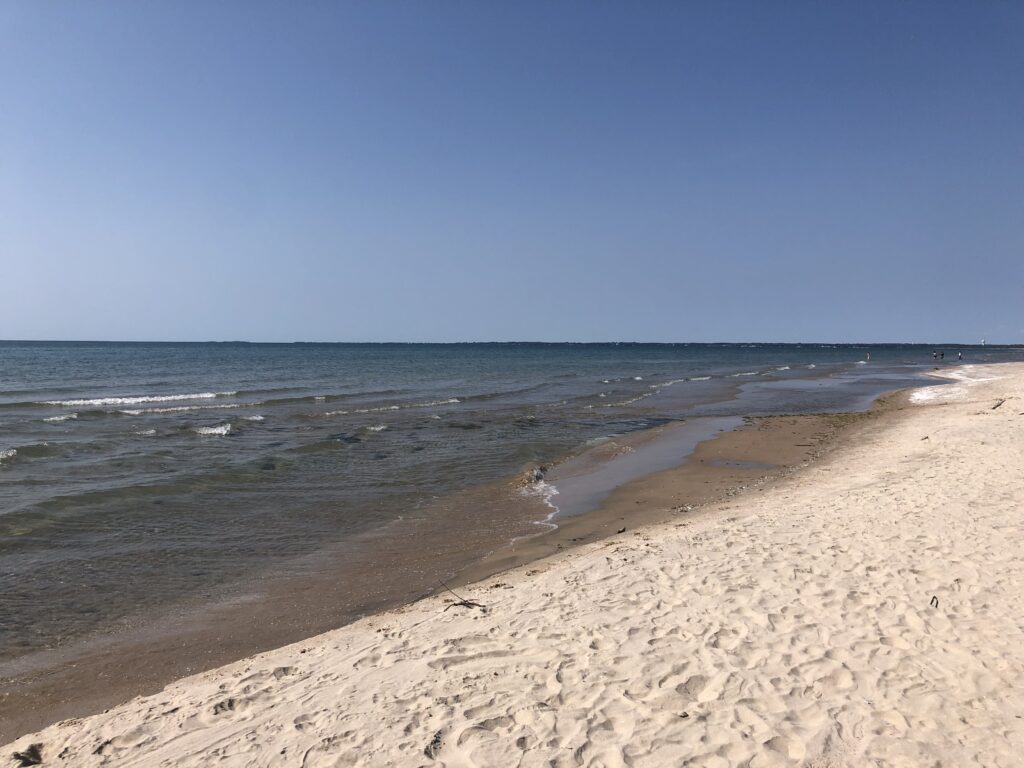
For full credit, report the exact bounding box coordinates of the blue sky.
[1,2,1021,342]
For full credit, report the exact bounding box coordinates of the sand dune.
[6,363,1024,767]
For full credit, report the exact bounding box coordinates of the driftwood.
[992,399,1006,410]
[440,581,486,612]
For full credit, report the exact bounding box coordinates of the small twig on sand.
[992,399,1006,410]
[440,580,486,611]
[930,595,939,608]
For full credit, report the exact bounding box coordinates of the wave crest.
[44,391,237,407]
[193,424,232,436]
[43,413,78,423]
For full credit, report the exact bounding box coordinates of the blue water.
[0,341,1019,661]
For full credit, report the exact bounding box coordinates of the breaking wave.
[119,403,254,416]
[193,424,232,436]
[44,392,237,407]
[324,397,460,417]
[44,413,78,423]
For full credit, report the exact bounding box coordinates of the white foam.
[776,366,790,371]
[807,364,816,369]
[44,413,78,423]
[909,387,952,403]
[134,429,157,436]
[633,376,643,381]
[45,391,236,407]
[366,424,387,432]
[0,448,16,463]
[856,360,867,365]
[689,376,711,381]
[314,396,326,402]
[607,391,655,407]
[909,366,1002,405]
[241,415,265,422]
[325,397,460,417]
[520,479,560,518]
[119,403,249,416]
[194,424,232,436]
[730,371,759,377]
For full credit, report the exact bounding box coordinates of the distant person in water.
[866,352,870,362]
[940,351,945,360]
[958,351,963,360]
[933,351,938,360]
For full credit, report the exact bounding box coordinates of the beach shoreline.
[7,362,1023,764]
[7,362,1021,764]
[2,372,921,743]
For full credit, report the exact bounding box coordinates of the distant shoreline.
[2,339,1021,347]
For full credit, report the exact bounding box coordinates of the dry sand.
[6,363,1024,767]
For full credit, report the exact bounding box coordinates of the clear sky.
[1,2,1021,343]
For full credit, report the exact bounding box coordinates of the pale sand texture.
[6,363,1024,767]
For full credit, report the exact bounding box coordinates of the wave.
[456,383,551,403]
[729,371,760,377]
[606,391,656,407]
[776,366,790,371]
[43,391,237,407]
[324,397,460,417]
[689,376,712,381]
[134,429,157,436]
[365,424,387,432]
[193,424,232,436]
[520,479,560,514]
[118,402,258,416]
[43,413,78,423]
[1,442,59,460]
[241,415,264,422]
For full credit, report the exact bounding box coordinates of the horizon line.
[0,339,1016,347]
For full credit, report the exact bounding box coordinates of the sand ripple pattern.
[6,363,1024,766]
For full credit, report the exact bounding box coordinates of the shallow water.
[0,341,1019,661]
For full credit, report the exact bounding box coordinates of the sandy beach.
[5,363,1024,766]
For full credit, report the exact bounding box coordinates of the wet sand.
[1,399,891,741]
